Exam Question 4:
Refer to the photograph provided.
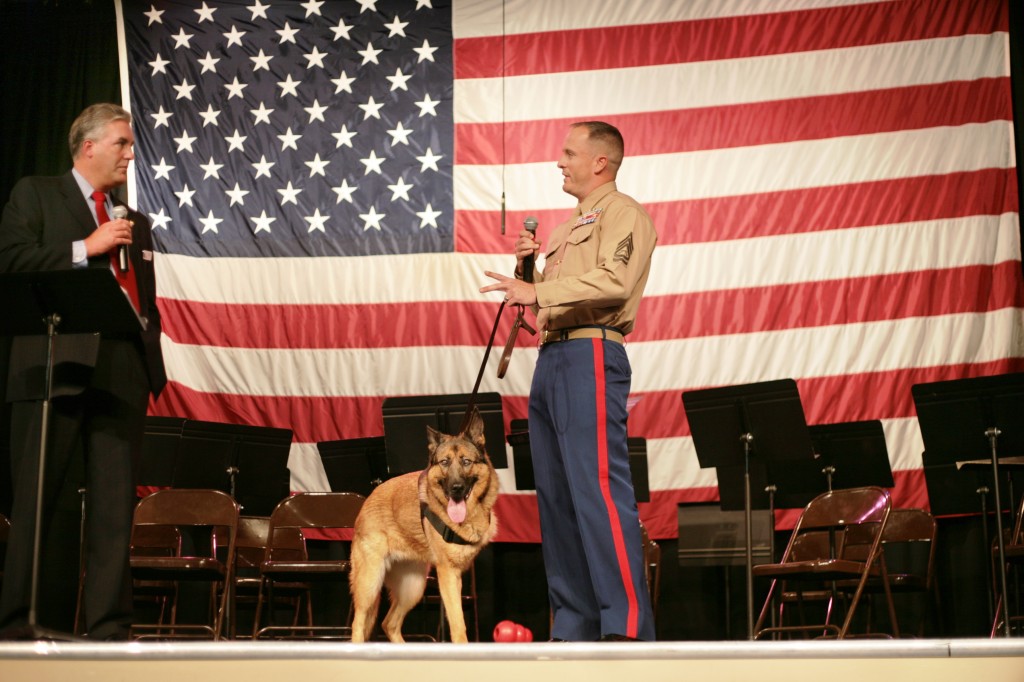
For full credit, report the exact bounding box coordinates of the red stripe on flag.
[150,384,532,444]
[159,262,1022,349]
[454,0,1005,79]
[456,169,1019,254]
[455,79,1013,165]
[634,263,1024,342]
[627,359,1024,440]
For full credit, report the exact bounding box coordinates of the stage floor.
[1,638,1022,682]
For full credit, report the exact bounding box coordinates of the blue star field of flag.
[123,0,453,258]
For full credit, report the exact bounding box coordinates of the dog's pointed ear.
[426,425,444,457]
[463,406,486,449]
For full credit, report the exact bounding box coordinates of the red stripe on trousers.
[592,339,640,638]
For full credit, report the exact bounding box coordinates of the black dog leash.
[459,218,539,434]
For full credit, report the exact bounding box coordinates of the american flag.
[120,0,1023,541]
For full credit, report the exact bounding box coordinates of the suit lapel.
[59,172,99,240]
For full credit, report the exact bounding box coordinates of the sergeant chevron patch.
[613,233,634,265]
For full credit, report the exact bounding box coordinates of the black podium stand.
[0,269,141,640]
[912,372,1024,637]
[682,378,817,639]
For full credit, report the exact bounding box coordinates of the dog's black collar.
[420,502,475,545]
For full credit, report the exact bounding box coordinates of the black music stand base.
[682,379,817,640]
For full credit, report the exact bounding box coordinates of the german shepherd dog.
[349,407,499,642]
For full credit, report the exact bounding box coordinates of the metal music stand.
[381,393,507,476]
[0,269,141,640]
[782,420,895,494]
[171,419,293,516]
[912,373,1024,637]
[316,436,389,496]
[682,378,816,640]
[138,416,187,489]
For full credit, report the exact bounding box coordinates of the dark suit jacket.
[0,171,166,401]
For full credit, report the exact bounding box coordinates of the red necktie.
[92,191,141,313]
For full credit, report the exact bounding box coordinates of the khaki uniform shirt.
[531,181,657,335]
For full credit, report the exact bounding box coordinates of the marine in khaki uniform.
[482,121,657,641]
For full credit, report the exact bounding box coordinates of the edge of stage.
[1,638,1023,682]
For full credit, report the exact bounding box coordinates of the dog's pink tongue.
[448,499,467,524]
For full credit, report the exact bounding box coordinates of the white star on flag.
[360,150,385,175]
[198,105,221,127]
[358,42,383,65]
[277,74,301,97]
[251,102,273,125]
[150,106,172,128]
[276,22,299,43]
[332,125,357,148]
[359,96,385,120]
[302,0,326,18]
[415,203,442,229]
[148,53,169,75]
[415,148,443,172]
[225,183,250,206]
[151,158,175,180]
[384,16,409,38]
[413,39,438,62]
[305,154,330,177]
[278,128,301,151]
[198,52,220,73]
[305,99,328,123]
[173,79,196,101]
[224,77,247,99]
[304,46,328,69]
[224,129,247,152]
[174,130,198,153]
[332,179,357,204]
[199,157,223,180]
[251,155,275,178]
[386,68,413,92]
[148,207,171,230]
[174,184,195,207]
[143,6,164,25]
[386,121,414,146]
[250,210,276,234]
[359,206,385,231]
[277,181,302,206]
[195,2,216,22]
[304,208,330,233]
[199,210,224,234]
[387,177,414,201]
[171,28,193,49]
[224,25,246,48]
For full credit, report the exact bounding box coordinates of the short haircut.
[571,121,624,167]
[69,103,132,159]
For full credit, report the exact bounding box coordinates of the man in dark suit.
[0,103,166,640]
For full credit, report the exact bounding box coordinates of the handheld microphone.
[522,216,538,284]
[111,205,130,273]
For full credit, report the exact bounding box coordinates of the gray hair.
[69,103,132,159]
